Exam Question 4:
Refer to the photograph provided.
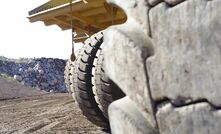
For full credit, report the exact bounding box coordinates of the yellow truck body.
[28,0,126,42]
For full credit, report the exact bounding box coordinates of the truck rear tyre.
[64,60,72,93]
[93,44,125,118]
[70,31,125,128]
[70,31,109,128]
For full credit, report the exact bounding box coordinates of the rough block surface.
[147,0,221,107]
[156,103,221,134]
[104,0,221,133]
[109,97,158,134]
[105,0,156,127]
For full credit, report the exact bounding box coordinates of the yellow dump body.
[28,0,126,42]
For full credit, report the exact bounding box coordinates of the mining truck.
[28,0,126,129]
[29,0,221,133]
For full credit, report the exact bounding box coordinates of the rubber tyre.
[70,31,109,128]
[93,45,125,118]
[64,60,72,93]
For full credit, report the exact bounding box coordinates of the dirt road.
[0,77,107,134]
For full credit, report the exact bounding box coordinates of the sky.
[0,1,81,59]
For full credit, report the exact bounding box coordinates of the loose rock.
[0,56,67,93]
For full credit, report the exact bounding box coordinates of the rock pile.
[0,56,67,92]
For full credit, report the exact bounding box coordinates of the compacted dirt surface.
[0,77,107,134]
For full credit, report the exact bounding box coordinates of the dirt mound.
[0,77,46,100]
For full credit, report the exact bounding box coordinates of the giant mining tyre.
[69,31,125,129]
[64,60,72,93]
[93,43,125,118]
[64,50,80,93]
[70,31,110,128]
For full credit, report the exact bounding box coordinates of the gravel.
[0,56,67,93]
